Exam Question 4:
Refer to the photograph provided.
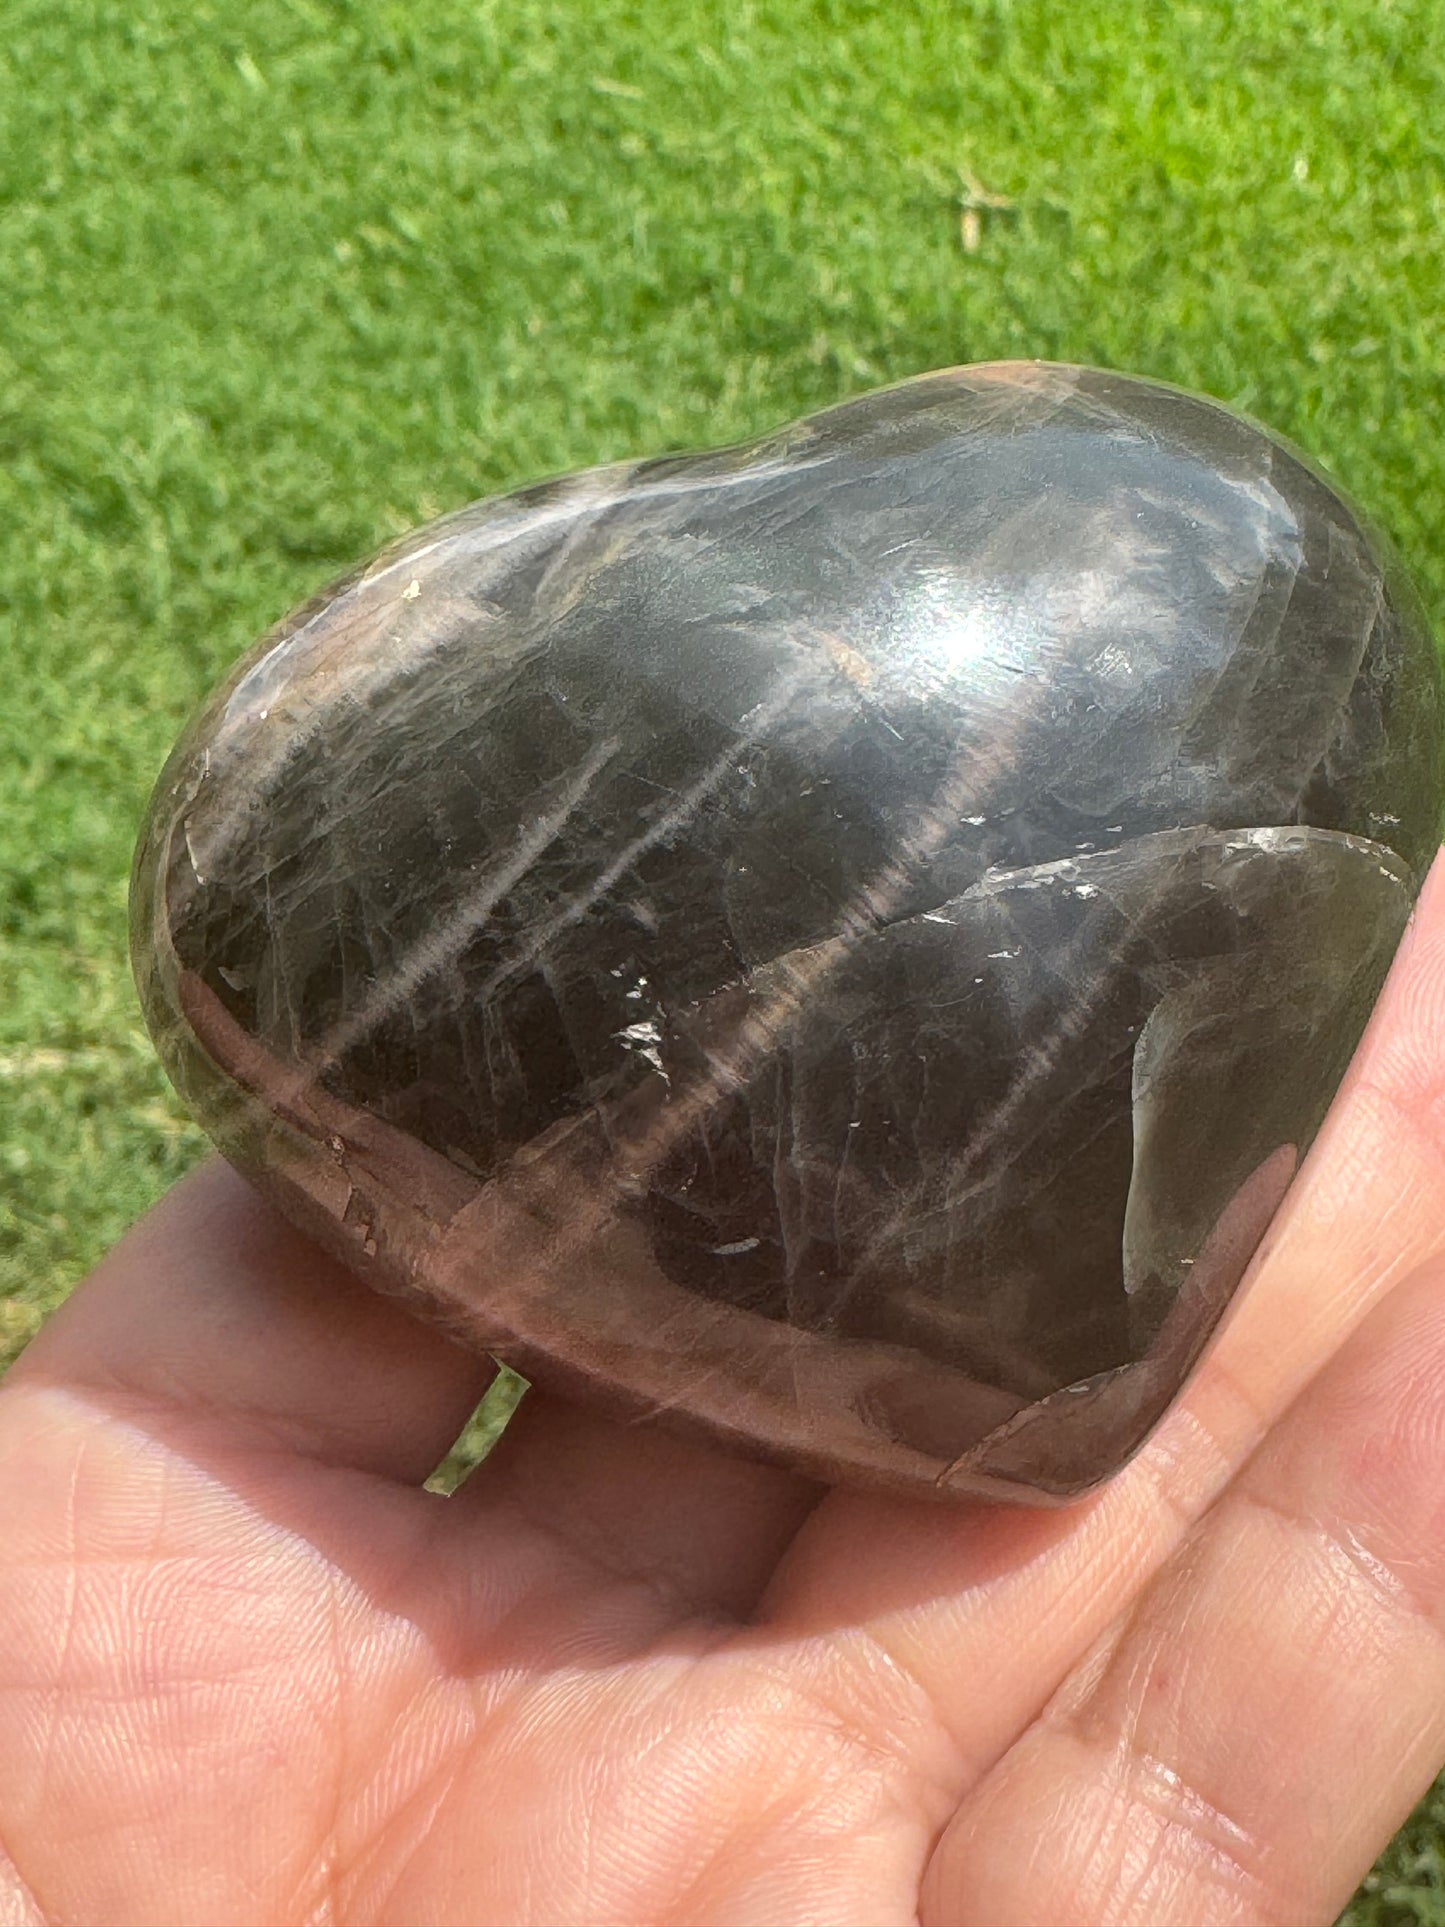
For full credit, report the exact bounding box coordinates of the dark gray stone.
[131,362,1443,1501]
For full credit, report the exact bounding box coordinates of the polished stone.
[132,362,1442,1501]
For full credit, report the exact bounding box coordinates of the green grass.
[2,0,1443,1914]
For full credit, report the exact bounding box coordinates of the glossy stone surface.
[132,363,1442,1501]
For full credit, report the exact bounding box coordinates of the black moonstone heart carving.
[132,362,1443,1502]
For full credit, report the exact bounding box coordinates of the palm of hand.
[6,874,1445,1927]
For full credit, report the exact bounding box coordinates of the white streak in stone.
[311,735,622,1068]
[475,663,818,999]
[188,451,840,883]
[578,628,1068,1204]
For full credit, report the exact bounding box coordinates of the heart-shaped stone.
[132,363,1442,1501]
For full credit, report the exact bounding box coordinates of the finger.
[9,1159,492,1484]
[761,853,1445,1780]
[922,1251,1445,1927]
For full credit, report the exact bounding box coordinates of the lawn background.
[3,0,1444,1914]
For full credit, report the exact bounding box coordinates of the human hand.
[5,867,1445,1927]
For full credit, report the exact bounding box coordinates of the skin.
[6,878,1445,1926]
